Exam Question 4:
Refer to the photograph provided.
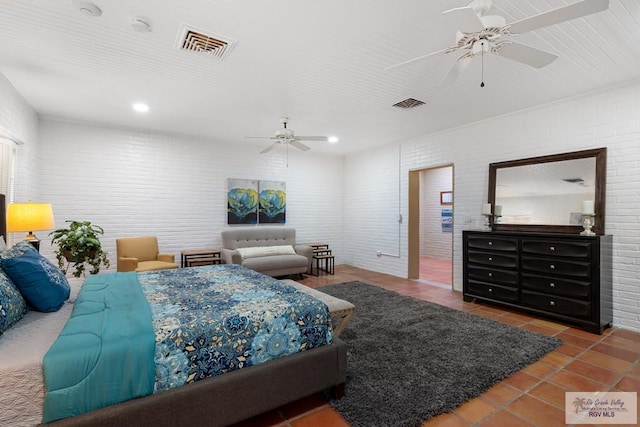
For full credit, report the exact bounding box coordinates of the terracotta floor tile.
[556,342,586,358]
[528,381,568,409]
[565,360,622,387]
[290,406,349,427]
[506,395,567,427]
[577,350,633,373]
[615,375,640,393]
[601,334,640,354]
[482,382,522,405]
[556,331,600,348]
[549,370,611,392]
[521,361,559,379]
[421,412,470,427]
[478,409,536,427]
[522,323,563,337]
[452,397,496,423]
[610,328,640,342]
[540,351,573,368]
[590,342,640,363]
[529,319,570,333]
[501,371,541,392]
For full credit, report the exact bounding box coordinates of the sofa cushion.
[241,254,308,271]
[236,245,296,260]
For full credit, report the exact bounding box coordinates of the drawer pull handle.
[550,264,555,270]
[549,301,556,307]
[488,288,493,293]
[488,257,493,261]
[488,273,493,278]
[550,282,556,288]
[488,241,493,246]
[550,246,555,251]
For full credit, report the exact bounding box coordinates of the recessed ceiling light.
[132,103,149,113]
[72,0,102,17]
[131,16,152,32]
[328,136,339,144]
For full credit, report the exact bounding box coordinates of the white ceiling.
[1,0,639,155]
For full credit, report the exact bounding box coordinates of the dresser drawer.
[468,265,519,286]
[467,236,518,252]
[522,273,591,299]
[522,290,592,319]
[468,251,518,269]
[467,281,519,303]
[522,257,591,278]
[522,240,591,258]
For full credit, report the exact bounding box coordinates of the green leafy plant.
[49,220,110,277]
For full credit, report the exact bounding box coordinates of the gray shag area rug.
[319,281,562,427]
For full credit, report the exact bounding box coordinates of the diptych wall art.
[227,178,286,225]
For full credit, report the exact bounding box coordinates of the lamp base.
[24,232,41,252]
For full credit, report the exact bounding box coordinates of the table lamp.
[6,201,55,251]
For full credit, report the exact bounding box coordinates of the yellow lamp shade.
[6,202,55,233]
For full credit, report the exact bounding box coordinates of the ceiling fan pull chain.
[480,41,485,88]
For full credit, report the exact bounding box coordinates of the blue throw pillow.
[0,267,28,335]
[0,241,70,312]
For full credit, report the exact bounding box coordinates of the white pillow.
[236,245,296,259]
[0,236,6,251]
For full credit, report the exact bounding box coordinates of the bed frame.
[47,338,347,427]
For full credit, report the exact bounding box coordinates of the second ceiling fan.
[386,0,610,86]
[245,117,329,153]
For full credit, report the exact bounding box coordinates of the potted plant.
[50,220,110,277]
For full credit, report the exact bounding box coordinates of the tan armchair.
[116,236,179,272]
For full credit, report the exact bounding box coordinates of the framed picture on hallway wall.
[440,191,453,205]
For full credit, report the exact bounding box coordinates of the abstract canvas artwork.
[227,179,286,224]
[227,178,259,224]
[258,180,286,224]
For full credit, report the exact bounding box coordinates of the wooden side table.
[181,249,223,268]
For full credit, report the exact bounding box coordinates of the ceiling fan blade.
[509,0,609,35]
[440,56,473,86]
[245,136,276,139]
[384,48,449,71]
[289,140,311,152]
[498,42,558,68]
[442,6,486,33]
[260,142,279,153]
[296,136,328,141]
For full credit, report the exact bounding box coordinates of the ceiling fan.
[386,0,609,86]
[245,117,329,153]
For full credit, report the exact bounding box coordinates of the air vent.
[176,24,236,60]
[392,98,426,109]
[562,178,584,183]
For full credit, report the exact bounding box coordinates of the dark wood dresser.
[463,230,612,334]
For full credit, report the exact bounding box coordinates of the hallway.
[419,256,452,287]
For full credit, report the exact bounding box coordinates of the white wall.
[36,118,345,268]
[0,73,39,205]
[345,81,640,332]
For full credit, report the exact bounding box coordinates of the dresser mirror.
[488,148,606,234]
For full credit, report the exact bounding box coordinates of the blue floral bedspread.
[137,264,333,392]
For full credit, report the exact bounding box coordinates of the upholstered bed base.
[47,338,347,427]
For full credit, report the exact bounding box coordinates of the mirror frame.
[488,147,607,235]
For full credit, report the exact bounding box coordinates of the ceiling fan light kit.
[387,0,610,86]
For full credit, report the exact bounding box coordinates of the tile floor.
[231,265,640,427]
[419,256,452,286]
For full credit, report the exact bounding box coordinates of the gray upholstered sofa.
[220,227,312,277]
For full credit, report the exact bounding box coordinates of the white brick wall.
[345,80,640,332]
[36,118,345,268]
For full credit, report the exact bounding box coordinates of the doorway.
[408,165,453,287]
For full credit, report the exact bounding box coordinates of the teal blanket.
[42,273,156,423]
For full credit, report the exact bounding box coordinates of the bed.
[0,261,347,427]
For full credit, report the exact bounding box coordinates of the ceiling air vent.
[176,24,236,60]
[392,98,426,109]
